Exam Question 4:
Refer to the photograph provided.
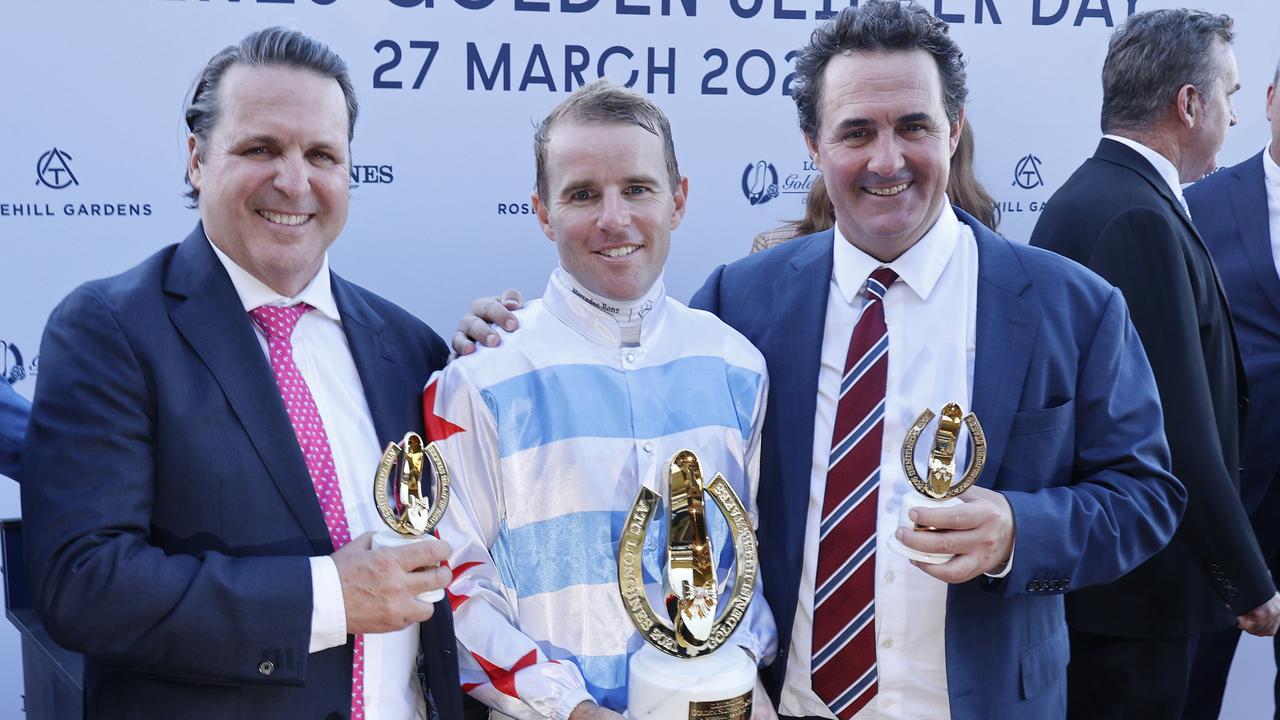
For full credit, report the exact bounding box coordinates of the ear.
[949,107,966,157]
[1176,84,1200,129]
[804,133,823,173]
[531,190,556,242]
[186,133,202,191]
[1267,84,1277,124]
[669,176,689,231]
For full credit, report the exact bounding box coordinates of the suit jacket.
[1186,151,1280,563]
[0,381,28,480]
[20,225,463,720]
[691,209,1183,720]
[1031,138,1274,638]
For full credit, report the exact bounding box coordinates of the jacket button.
[257,660,274,676]
[1239,396,1249,409]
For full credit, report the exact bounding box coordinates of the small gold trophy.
[884,403,986,564]
[372,431,451,601]
[618,450,758,719]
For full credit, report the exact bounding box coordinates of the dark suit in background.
[1031,138,1274,717]
[1183,151,1280,718]
[0,381,28,481]
[20,227,463,720]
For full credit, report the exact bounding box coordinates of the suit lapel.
[164,226,333,554]
[771,232,834,586]
[332,274,410,447]
[1231,153,1280,318]
[965,216,1042,483]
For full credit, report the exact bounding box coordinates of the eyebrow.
[559,173,662,191]
[833,112,934,130]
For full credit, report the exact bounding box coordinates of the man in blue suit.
[0,381,28,481]
[20,28,463,720]
[1181,64,1280,719]
[692,4,1184,719]
[456,4,1183,718]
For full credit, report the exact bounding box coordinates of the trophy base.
[372,531,445,603]
[884,493,963,565]
[626,643,755,719]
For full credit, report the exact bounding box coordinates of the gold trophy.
[372,431,451,601]
[884,403,986,564]
[618,450,758,719]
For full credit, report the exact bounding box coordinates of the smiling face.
[187,63,351,297]
[532,121,687,302]
[806,49,961,262]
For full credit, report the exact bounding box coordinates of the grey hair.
[1100,9,1234,134]
[183,27,358,205]
[533,78,680,202]
[790,0,967,141]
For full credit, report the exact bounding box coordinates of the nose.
[273,151,309,198]
[597,191,630,231]
[866,134,905,178]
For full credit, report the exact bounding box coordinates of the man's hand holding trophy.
[886,403,1016,584]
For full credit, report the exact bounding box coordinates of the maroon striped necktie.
[812,267,897,719]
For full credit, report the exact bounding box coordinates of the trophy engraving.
[372,432,451,601]
[618,450,759,718]
[887,403,986,563]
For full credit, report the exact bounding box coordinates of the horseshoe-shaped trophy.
[884,403,986,564]
[372,431,451,601]
[618,450,758,719]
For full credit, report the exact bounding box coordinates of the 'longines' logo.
[742,161,779,206]
[1,341,36,386]
[1012,154,1044,189]
[35,148,79,190]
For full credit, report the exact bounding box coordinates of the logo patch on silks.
[35,148,78,190]
[741,161,779,206]
[1012,154,1045,190]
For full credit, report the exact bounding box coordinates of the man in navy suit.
[1031,11,1280,718]
[0,381,28,481]
[20,28,463,719]
[457,3,1183,717]
[1180,62,1280,719]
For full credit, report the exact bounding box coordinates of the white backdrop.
[2,0,1279,717]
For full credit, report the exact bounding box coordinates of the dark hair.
[791,0,967,140]
[183,27,358,204]
[1101,9,1234,134]
[533,78,680,202]
[948,121,997,229]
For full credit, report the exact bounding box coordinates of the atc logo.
[742,161,779,206]
[35,148,78,190]
[1012,154,1044,190]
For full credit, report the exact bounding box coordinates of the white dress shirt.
[778,204,978,720]
[1103,134,1189,214]
[208,238,426,720]
[1260,142,1280,282]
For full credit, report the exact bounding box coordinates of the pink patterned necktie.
[812,267,898,719]
[249,304,365,720]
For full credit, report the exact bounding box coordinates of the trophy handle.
[617,468,759,659]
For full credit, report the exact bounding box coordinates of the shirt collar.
[1264,141,1280,189]
[1103,134,1187,207]
[205,233,340,321]
[832,199,960,304]
[541,266,667,348]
